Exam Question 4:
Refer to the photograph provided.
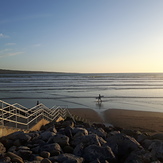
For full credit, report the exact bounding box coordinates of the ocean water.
[0,73,163,113]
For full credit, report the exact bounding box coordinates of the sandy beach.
[68,108,163,134]
[68,108,104,123]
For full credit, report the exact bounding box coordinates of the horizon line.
[0,68,163,74]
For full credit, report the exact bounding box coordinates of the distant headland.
[0,69,60,74]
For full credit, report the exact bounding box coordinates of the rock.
[48,134,69,147]
[62,120,74,128]
[151,133,163,140]
[106,133,142,160]
[12,157,24,163]
[13,139,21,146]
[63,145,74,153]
[52,153,84,163]
[136,133,148,143]
[0,139,13,150]
[41,158,52,163]
[0,156,11,163]
[6,131,31,144]
[83,144,116,162]
[72,128,88,136]
[28,131,40,139]
[64,126,73,139]
[73,132,85,140]
[90,159,109,163]
[17,149,32,160]
[88,127,107,138]
[40,131,56,141]
[8,146,17,152]
[5,152,24,163]
[5,131,24,140]
[31,145,40,154]
[31,138,46,146]
[47,126,57,133]
[2,115,163,163]
[71,134,106,147]
[40,143,62,156]
[108,130,121,136]
[19,133,32,144]
[0,142,6,154]
[148,140,163,161]
[141,139,153,149]
[122,129,139,138]
[40,151,51,158]
[18,146,30,150]
[73,143,84,156]
[92,123,106,129]
[35,155,44,161]
[124,149,158,163]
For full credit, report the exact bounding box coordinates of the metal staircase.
[0,100,73,130]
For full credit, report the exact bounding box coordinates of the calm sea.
[0,73,163,113]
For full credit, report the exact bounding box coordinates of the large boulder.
[48,134,69,147]
[151,133,163,141]
[47,126,57,133]
[124,149,159,163]
[72,127,88,136]
[83,144,116,162]
[27,131,40,140]
[141,139,153,149]
[41,158,52,163]
[148,140,163,161]
[106,133,142,160]
[40,131,55,141]
[6,131,31,143]
[17,149,32,160]
[0,142,6,154]
[62,120,75,128]
[50,153,84,163]
[40,143,62,156]
[64,126,73,139]
[87,127,107,139]
[40,151,51,158]
[5,152,24,163]
[73,143,84,156]
[71,134,106,147]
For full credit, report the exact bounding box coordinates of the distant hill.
[0,69,54,74]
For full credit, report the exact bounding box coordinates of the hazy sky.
[0,0,163,73]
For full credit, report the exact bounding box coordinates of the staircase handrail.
[0,100,70,130]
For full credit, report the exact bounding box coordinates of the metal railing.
[0,100,73,130]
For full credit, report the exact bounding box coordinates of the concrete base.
[0,116,65,137]
[30,118,50,131]
[0,118,50,137]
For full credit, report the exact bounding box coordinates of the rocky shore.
[0,118,163,163]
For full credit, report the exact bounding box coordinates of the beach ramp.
[0,100,72,137]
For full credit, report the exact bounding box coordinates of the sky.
[0,0,163,73]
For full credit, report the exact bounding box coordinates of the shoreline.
[68,108,163,134]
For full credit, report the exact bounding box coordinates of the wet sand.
[68,108,103,123]
[104,109,163,133]
[68,108,163,134]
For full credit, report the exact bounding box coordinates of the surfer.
[97,94,103,103]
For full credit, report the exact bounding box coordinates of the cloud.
[5,43,16,46]
[0,51,24,58]
[33,43,41,47]
[0,49,11,53]
[0,33,9,38]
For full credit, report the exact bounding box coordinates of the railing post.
[36,112,37,123]
[26,112,29,130]
[1,103,4,126]
[15,108,17,128]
